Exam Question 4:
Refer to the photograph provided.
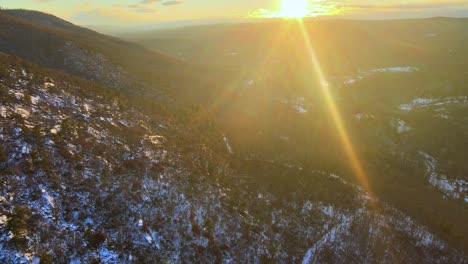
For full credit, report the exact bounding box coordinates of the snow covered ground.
[295,97,308,113]
[368,66,419,73]
[419,152,468,202]
[343,66,419,85]
[223,135,233,154]
[399,96,468,111]
[392,119,413,134]
[354,113,375,121]
[0,66,466,263]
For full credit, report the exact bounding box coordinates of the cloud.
[111,0,182,13]
[327,0,468,18]
[112,3,157,13]
[135,7,157,13]
[247,0,468,19]
[140,0,183,6]
[140,0,162,4]
[338,1,468,11]
[161,1,182,6]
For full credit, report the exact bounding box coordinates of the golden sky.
[4,0,468,26]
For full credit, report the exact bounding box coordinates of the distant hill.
[2,9,87,32]
[0,9,204,98]
[122,17,468,71]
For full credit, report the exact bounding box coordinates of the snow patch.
[30,96,40,105]
[295,97,308,113]
[145,234,153,244]
[400,96,468,111]
[83,103,93,113]
[21,144,32,154]
[146,135,165,146]
[368,66,419,73]
[0,215,7,225]
[302,208,355,264]
[393,119,413,134]
[41,188,56,209]
[50,125,61,135]
[14,92,24,100]
[434,114,449,120]
[355,113,374,121]
[301,201,314,214]
[13,127,22,136]
[99,248,120,263]
[14,106,30,119]
[0,106,8,118]
[345,78,358,85]
[419,152,468,200]
[44,82,55,88]
[343,66,419,85]
[87,126,107,141]
[319,205,335,217]
[223,135,233,154]
[84,217,94,225]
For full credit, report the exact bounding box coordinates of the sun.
[277,0,309,18]
[249,0,341,19]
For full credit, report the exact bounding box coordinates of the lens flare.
[296,19,375,202]
[278,0,309,18]
[249,0,342,19]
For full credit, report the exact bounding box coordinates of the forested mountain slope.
[0,10,203,98]
[0,52,465,263]
[0,10,467,263]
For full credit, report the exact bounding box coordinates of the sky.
[3,0,468,26]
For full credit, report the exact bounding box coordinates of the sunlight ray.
[296,19,375,201]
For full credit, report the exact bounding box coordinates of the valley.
[0,8,467,263]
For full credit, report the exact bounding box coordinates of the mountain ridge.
[0,9,206,101]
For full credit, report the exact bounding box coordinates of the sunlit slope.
[122,18,468,102]
[123,18,468,70]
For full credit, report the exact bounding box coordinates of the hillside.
[0,52,466,263]
[1,9,85,33]
[0,10,467,263]
[124,17,468,68]
[0,9,203,99]
[122,18,468,101]
[123,17,468,252]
